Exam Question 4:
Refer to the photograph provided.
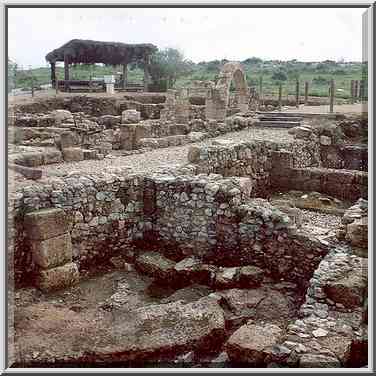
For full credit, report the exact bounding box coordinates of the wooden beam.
[143,56,150,92]
[329,79,335,113]
[50,62,56,89]
[64,54,70,91]
[295,79,300,108]
[122,64,128,89]
[304,81,309,105]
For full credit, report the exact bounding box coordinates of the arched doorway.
[206,62,249,120]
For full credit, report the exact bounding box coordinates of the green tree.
[271,70,287,82]
[8,58,18,92]
[149,48,194,89]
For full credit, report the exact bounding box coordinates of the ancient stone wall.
[10,169,330,290]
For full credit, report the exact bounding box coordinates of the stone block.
[24,208,70,240]
[20,152,44,167]
[43,150,63,165]
[83,149,98,160]
[226,322,283,365]
[96,142,112,156]
[320,135,332,146]
[62,147,84,162]
[52,109,73,125]
[60,131,79,149]
[120,124,136,150]
[346,217,368,248]
[31,233,72,269]
[122,109,141,124]
[35,262,79,292]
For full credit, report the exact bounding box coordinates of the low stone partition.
[187,140,367,202]
[272,165,368,202]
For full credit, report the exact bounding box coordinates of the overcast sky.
[8,7,365,68]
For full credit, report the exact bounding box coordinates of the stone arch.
[206,62,249,120]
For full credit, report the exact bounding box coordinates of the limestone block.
[346,217,368,248]
[62,147,84,162]
[52,109,73,125]
[60,131,79,149]
[226,322,283,365]
[122,109,141,124]
[43,150,63,165]
[187,131,206,142]
[24,208,70,240]
[320,135,332,146]
[35,262,79,292]
[83,149,98,160]
[31,233,72,269]
[135,252,176,281]
[120,124,136,150]
[20,152,44,167]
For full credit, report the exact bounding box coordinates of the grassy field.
[9,59,365,100]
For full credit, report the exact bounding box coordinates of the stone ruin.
[7,63,368,369]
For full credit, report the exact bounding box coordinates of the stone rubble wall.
[10,169,329,290]
[275,247,368,367]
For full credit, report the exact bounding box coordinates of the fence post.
[304,81,309,105]
[295,79,300,108]
[329,79,335,113]
[259,76,263,107]
[31,76,34,97]
[278,83,282,110]
[359,79,364,100]
[350,80,355,103]
[354,80,359,101]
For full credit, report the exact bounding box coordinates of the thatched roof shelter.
[45,39,157,65]
[46,39,158,91]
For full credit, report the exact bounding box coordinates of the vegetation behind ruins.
[9,55,363,99]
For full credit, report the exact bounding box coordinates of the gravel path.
[38,127,294,178]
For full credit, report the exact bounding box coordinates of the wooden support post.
[304,81,309,105]
[329,79,335,113]
[64,54,70,92]
[295,79,300,108]
[143,56,150,92]
[31,76,34,97]
[278,83,282,110]
[50,62,56,89]
[350,80,355,103]
[259,76,263,106]
[122,64,128,89]
[354,80,359,101]
[359,79,364,100]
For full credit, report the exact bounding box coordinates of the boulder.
[346,217,368,249]
[299,353,341,367]
[324,273,367,308]
[135,252,176,282]
[238,265,264,287]
[161,284,212,304]
[173,257,212,285]
[226,322,283,365]
[15,296,225,364]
